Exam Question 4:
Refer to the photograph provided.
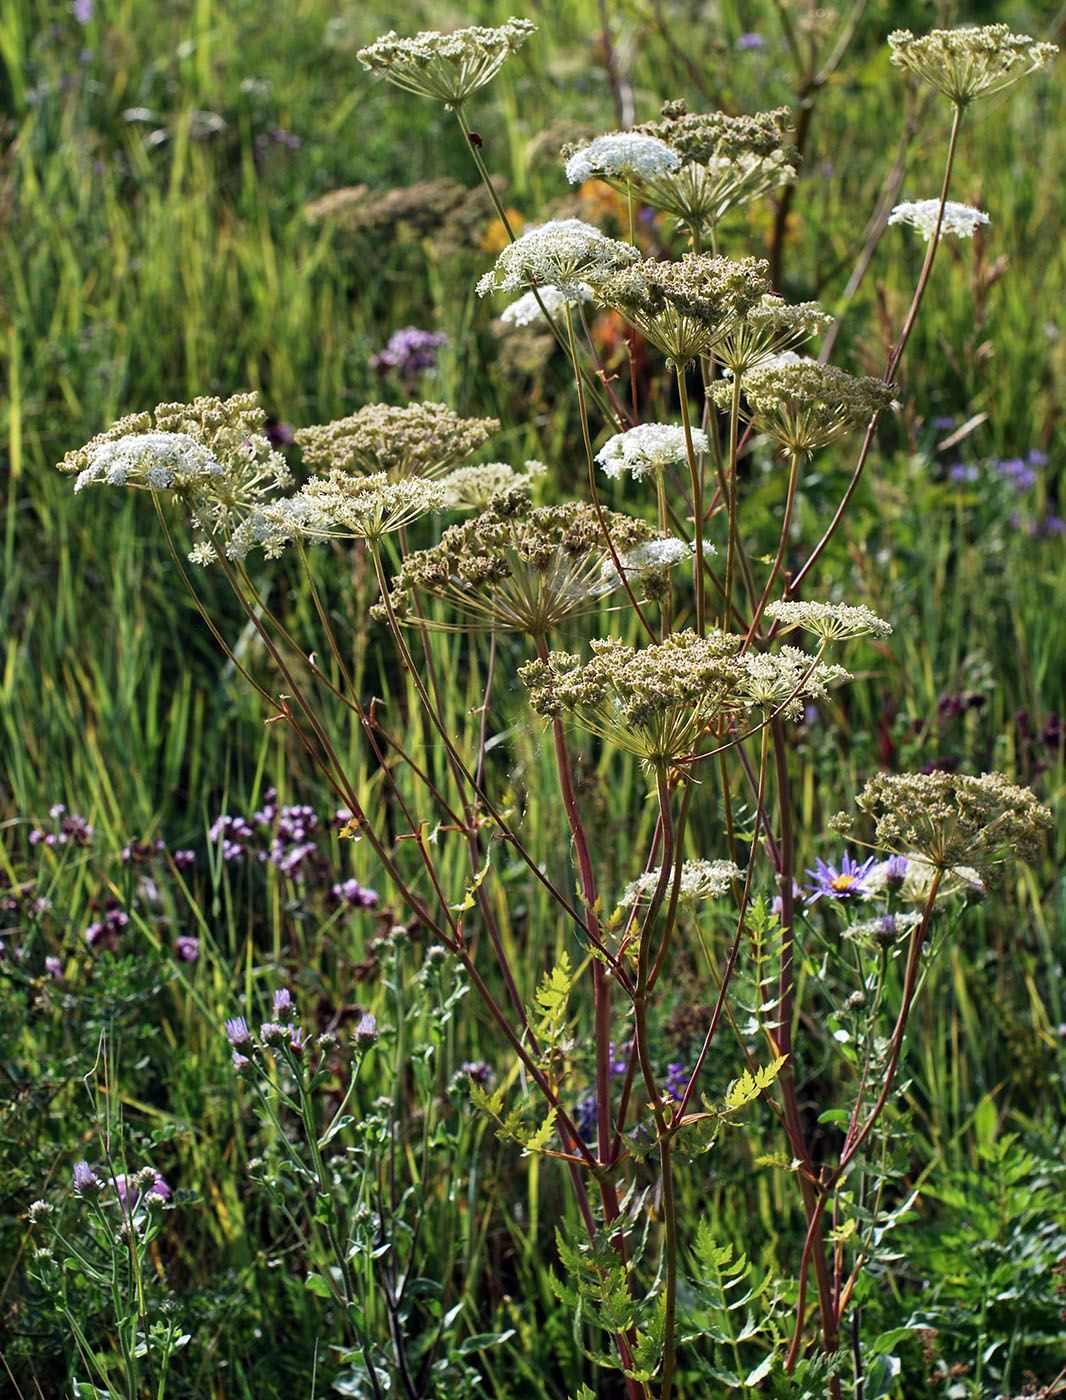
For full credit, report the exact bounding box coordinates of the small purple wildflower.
[265,421,294,448]
[883,855,909,888]
[804,853,877,905]
[113,1172,170,1207]
[232,1050,250,1070]
[354,1011,378,1048]
[735,32,765,50]
[371,327,448,377]
[1028,448,1049,468]
[225,1016,252,1048]
[73,0,93,22]
[996,458,1037,490]
[175,935,200,962]
[73,1161,101,1192]
[273,988,293,1016]
[931,415,957,431]
[172,849,196,869]
[331,877,379,909]
[461,1059,490,1084]
[949,462,980,484]
[45,956,62,978]
[664,1062,689,1102]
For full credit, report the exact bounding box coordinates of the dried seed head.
[716,295,832,375]
[296,402,499,480]
[738,646,851,719]
[848,771,1053,880]
[713,356,897,456]
[381,492,675,636]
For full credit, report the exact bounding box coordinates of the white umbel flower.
[73,432,222,493]
[476,219,639,299]
[621,858,744,907]
[596,423,709,480]
[888,199,989,242]
[766,600,893,641]
[499,283,594,327]
[564,132,681,185]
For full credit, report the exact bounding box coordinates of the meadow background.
[2,0,1066,1396]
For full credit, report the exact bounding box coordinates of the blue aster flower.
[804,852,876,904]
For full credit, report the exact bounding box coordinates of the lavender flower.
[332,877,380,908]
[354,1011,378,1048]
[273,989,293,1016]
[804,852,877,904]
[44,956,62,978]
[371,327,448,376]
[175,936,200,962]
[225,1016,252,1048]
[73,1160,102,1193]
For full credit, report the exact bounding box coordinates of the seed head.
[848,771,1053,880]
[381,492,676,636]
[520,629,750,769]
[888,25,1057,107]
[357,18,537,108]
[714,356,897,456]
[738,646,851,719]
[295,402,499,480]
[597,253,771,367]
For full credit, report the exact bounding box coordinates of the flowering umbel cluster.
[842,771,1052,880]
[357,18,537,108]
[295,402,499,480]
[379,491,682,636]
[888,25,1057,107]
[563,131,682,187]
[57,393,292,563]
[888,200,989,243]
[620,858,743,908]
[476,219,639,299]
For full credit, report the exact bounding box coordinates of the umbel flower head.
[500,283,594,328]
[438,459,546,510]
[520,629,750,769]
[57,393,293,564]
[596,423,709,481]
[288,472,446,544]
[840,771,1053,882]
[620,858,743,908]
[765,599,893,642]
[715,295,832,376]
[712,354,896,456]
[630,100,798,235]
[295,402,499,480]
[476,219,639,300]
[379,490,681,636]
[888,25,1057,107]
[888,199,989,243]
[597,253,771,367]
[737,645,851,720]
[563,131,682,187]
[357,18,536,108]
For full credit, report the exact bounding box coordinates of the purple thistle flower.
[354,1011,378,1048]
[272,988,293,1016]
[804,852,877,905]
[225,1016,252,1048]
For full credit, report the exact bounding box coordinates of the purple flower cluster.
[331,877,379,908]
[371,327,448,377]
[30,805,94,848]
[225,989,314,1067]
[85,901,129,949]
